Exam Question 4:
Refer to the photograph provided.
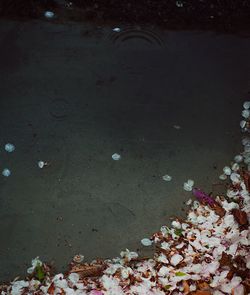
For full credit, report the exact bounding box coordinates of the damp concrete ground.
[0,20,249,281]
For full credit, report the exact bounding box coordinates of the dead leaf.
[47,283,55,294]
[232,209,248,225]
[70,264,105,278]
[197,282,210,290]
[241,170,250,191]
[211,203,225,217]
[219,252,233,268]
[183,280,190,294]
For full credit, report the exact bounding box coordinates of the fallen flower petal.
[232,209,249,225]
[170,254,183,266]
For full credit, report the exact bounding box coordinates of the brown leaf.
[232,209,249,225]
[227,269,235,280]
[197,282,210,290]
[70,264,105,278]
[211,203,225,217]
[47,283,55,294]
[234,255,247,269]
[243,278,250,293]
[219,252,233,268]
[241,170,250,191]
[183,280,190,294]
[236,269,250,280]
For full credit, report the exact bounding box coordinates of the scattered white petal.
[186,263,202,274]
[220,276,242,293]
[234,154,243,163]
[68,273,80,285]
[38,161,45,168]
[221,200,239,211]
[120,249,138,261]
[11,281,29,295]
[230,172,241,183]
[161,241,170,250]
[54,275,68,289]
[5,143,15,152]
[189,284,197,292]
[141,238,153,247]
[183,180,194,191]
[231,163,240,171]
[112,153,121,160]
[181,223,189,230]
[2,168,11,177]
[188,211,198,223]
[244,144,250,153]
[204,261,220,274]
[219,174,227,180]
[227,189,239,198]
[243,101,250,109]
[240,120,247,128]
[112,27,121,32]
[224,214,235,227]
[242,109,250,118]
[157,253,169,264]
[242,137,250,146]
[101,275,124,294]
[176,242,185,249]
[27,257,42,274]
[187,179,194,186]
[160,226,170,236]
[162,174,172,182]
[176,0,183,7]
[171,221,181,229]
[170,254,183,266]
[158,266,170,277]
[223,166,231,175]
[121,267,132,279]
[44,11,55,18]
[183,184,192,191]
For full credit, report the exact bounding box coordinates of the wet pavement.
[0,19,249,281]
[1,1,250,33]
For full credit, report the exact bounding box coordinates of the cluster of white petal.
[1,101,250,294]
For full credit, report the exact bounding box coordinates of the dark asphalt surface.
[0,16,249,281]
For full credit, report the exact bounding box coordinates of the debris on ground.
[162,175,172,182]
[112,27,121,33]
[38,161,49,169]
[1,1,250,33]
[73,254,85,264]
[2,168,11,177]
[112,153,121,161]
[44,11,55,19]
[1,161,249,294]
[183,179,194,191]
[0,101,250,294]
[4,143,15,153]
[140,238,153,247]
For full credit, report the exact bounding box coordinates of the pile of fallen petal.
[1,168,249,294]
[1,101,250,294]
